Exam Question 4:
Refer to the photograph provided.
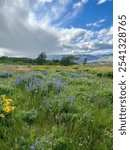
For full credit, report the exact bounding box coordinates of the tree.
[36,52,47,65]
[83,58,88,66]
[60,55,78,66]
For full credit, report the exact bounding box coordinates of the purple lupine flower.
[21,135,25,145]
[55,96,59,101]
[68,96,76,103]
[35,140,40,148]
[30,145,35,150]
[83,112,88,118]
[53,78,65,92]
[15,76,25,85]
[46,100,50,110]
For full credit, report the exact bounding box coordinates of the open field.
[0,64,112,150]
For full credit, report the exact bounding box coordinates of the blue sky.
[0,0,113,57]
[70,0,113,30]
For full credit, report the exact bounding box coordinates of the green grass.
[0,65,112,150]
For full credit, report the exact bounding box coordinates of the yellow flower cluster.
[0,95,15,119]
[33,65,112,74]
[33,65,62,72]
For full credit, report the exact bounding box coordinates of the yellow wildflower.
[4,99,12,105]
[11,106,15,111]
[3,106,11,113]
[0,114,5,118]
[1,95,6,100]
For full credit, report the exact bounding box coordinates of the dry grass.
[0,64,32,72]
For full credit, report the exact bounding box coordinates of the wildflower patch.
[0,95,15,119]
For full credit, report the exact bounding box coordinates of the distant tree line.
[0,52,88,66]
[0,56,34,65]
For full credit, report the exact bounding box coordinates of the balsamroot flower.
[0,113,5,118]
[0,95,15,119]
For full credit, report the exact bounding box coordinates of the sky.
[0,0,113,58]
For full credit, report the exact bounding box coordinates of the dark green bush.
[0,84,12,95]
[53,138,70,150]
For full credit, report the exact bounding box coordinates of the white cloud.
[57,26,113,55]
[97,0,112,5]
[97,0,106,5]
[86,19,106,27]
[0,0,112,57]
[73,0,88,9]
[38,0,53,3]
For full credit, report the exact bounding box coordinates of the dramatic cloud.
[58,26,113,55]
[0,0,112,57]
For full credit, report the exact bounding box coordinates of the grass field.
[0,64,113,150]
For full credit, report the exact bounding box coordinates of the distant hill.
[89,55,113,64]
[95,55,113,62]
[48,54,113,64]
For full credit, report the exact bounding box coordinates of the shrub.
[97,71,113,79]
[20,109,38,125]
[0,84,12,95]
[53,138,70,150]
[97,72,103,78]
[0,72,12,78]
[105,71,113,79]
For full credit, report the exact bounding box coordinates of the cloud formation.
[73,0,88,9]
[86,19,106,27]
[59,26,113,55]
[0,0,112,57]
[97,0,112,5]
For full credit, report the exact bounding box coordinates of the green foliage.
[97,71,113,79]
[35,52,47,65]
[53,138,70,150]
[19,109,38,125]
[0,72,12,78]
[0,84,12,95]
[83,58,88,66]
[0,56,35,65]
[60,55,78,66]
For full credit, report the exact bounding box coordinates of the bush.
[53,138,70,150]
[0,72,12,78]
[97,71,113,79]
[97,73,103,78]
[105,71,113,79]
[0,85,12,95]
[20,109,38,125]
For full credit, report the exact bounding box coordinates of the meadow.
[0,64,113,150]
